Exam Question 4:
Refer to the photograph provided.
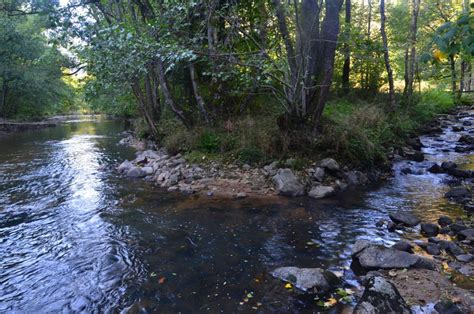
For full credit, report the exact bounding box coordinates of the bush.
[238,147,264,165]
[199,131,221,153]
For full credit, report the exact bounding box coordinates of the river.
[0,115,470,312]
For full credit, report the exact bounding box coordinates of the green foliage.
[0,12,74,118]
[199,131,221,153]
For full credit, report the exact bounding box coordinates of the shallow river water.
[0,115,471,312]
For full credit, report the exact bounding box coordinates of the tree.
[342,0,352,95]
[404,0,421,105]
[380,0,396,109]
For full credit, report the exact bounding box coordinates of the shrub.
[199,130,221,153]
[238,147,264,165]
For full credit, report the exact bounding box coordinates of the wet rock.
[441,161,457,171]
[405,149,424,162]
[117,160,133,173]
[439,227,450,234]
[389,212,421,227]
[271,267,340,293]
[457,228,474,241]
[452,126,465,132]
[439,240,464,256]
[426,243,441,255]
[272,169,305,197]
[458,134,474,144]
[263,161,279,177]
[352,241,435,271]
[455,254,473,263]
[449,223,468,234]
[438,216,453,227]
[375,219,385,228]
[387,222,397,232]
[126,167,146,178]
[434,300,463,314]
[406,137,423,151]
[344,171,360,185]
[428,163,443,173]
[421,223,440,237]
[447,168,473,178]
[462,120,472,126]
[320,158,339,171]
[392,241,413,253]
[354,276,411,314]
[308,185,335,199]
[444,186,470,200]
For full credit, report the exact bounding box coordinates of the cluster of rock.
[271,158,370,199]
[117,141,373,199]
[117,149,276,197]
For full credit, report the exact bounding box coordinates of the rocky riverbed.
[117,107,474,312]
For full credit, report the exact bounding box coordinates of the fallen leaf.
[150,272,157,277]
[159,277,166,284]
[284,283,293,289]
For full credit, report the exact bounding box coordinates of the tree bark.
[380,0,396,109]
[131,80,159,138]
[0,80,7,116]
[342,0,351,95]
[189,63,211,125]
[449,55,457,98]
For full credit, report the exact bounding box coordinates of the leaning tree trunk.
[311,0,344,133]
[342,0,351,95]
[380,0,396,109]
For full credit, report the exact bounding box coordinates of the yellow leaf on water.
[324,297,337,308]
[284,283,293,289]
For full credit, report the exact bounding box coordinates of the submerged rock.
[428,163,443,173]
[434,300,463,314]
[441,161,457,171]
[438,216,453,227]
[445,186,471,200]
[308,185,335,199]
[271,267,340,293]
[272,169,305,197]
[354,276,411,314]
[117,160,133,173]
[389,212,420,227]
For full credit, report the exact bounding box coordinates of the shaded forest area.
[0,0,473,167]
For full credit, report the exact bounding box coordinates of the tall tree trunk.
[380,0,396,109]
[188,63,211,125]
[404,0,420,105]
[342,0,351,94]
[311,0,344,133]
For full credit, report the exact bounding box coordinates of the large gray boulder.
[117,160,133,173]
[271,267,340,293]
[272,169,305,197]
[126,167,146,178]
[308,185,335,199]
[320,158,339,171]
[354,276,411,314]
[352,240,436,272]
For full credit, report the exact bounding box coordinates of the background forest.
[0,0,472,167]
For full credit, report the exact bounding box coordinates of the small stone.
[457,228,474,241]
[428,163,443,173]
[449,223,468,234]
[426,243,441,255]
[445,186,470,199]
[434,300,463,314]
[313,167,325,182]
[126,167,146,178]
[421,223,440,237]
[438,216,453,227]
[441,161,457,170]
